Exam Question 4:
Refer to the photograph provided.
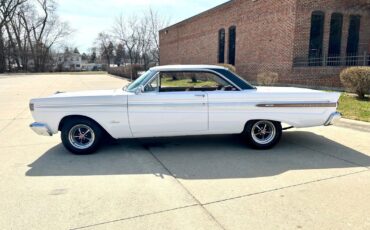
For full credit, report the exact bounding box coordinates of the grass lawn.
[338,94,370,122]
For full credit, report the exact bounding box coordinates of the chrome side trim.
[30,122,53,136]
[256,102,337,108]
[129,102,206,107]
[36,104,126,109]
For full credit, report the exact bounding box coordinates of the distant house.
[55,51,82,71]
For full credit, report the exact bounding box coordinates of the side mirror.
[135,85,144,95]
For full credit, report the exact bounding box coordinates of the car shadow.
[26,131,370,179]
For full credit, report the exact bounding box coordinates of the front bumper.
[30,122,53,136]
[324,112,342,126]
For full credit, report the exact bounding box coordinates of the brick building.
[159,0,370,89]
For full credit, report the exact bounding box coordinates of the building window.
[309,11,325,66]
[327,13,343,66]
[218,29,225,63]
[228,26,236,65]
[346,15,361,66]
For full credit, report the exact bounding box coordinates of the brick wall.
[160,0,370,89]
[159,0,239,65]
[293,0,370,62]
[160,0,297,77]
[290,0,370,88]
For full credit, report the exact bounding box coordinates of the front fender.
[31,108,132,139]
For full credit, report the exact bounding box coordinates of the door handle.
[194,94,206,98]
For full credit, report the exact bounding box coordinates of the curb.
[334,118,370,133]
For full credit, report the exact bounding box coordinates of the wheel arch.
[58,115,111,137]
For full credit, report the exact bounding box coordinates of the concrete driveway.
[0,73,369,230]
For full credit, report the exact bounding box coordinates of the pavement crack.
[287,139,369,169]
[202,169,370,206]
[0,118,19,135]
[70,204,199,230]
[142,142,227,230]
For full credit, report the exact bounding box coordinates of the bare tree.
[146,8,170,64]
[0,0,27,72]
[111,9,169,78]
[95,32,114,67]
[0,0,73,72]
[136,14,151,69]
[7,8,28,70]
[113,14,141,80]
[5,2,33,71]
[18,0,72,72]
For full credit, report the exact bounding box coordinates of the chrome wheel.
[68,124,95,150]
[251,120,276,145]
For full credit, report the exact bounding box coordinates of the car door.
[128,71,208,137]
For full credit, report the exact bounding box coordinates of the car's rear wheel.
[243,120,282,149]
[61,118,103,155]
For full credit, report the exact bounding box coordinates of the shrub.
[340,67,370,99]
[108,64,145,80]
[257,72,279,86]
[216,63,236,73]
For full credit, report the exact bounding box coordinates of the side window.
[159,71,237,92]
[144,75,159,92]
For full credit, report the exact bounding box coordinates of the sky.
[57,0,229,53]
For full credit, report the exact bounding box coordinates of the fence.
[293,53,370,67]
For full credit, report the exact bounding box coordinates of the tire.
[243,120,282,150]
[61,118,103,155]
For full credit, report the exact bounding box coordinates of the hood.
[31,89,132,106]
[50,89,123,98]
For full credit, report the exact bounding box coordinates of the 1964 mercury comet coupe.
[29,65,341,154]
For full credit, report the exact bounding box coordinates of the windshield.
[125,70,156,92]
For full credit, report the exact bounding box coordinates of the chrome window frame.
[143,72,160,93]
[142,69,241,93]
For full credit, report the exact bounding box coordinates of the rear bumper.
[30,122,53,136]
[324,112,342,126]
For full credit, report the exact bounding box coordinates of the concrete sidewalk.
[0,74,369,230]
[335,118,370,133]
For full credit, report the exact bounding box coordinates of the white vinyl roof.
[150,65,227,71]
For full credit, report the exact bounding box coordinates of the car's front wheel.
[61,118,103,155]
[243,120,282,149]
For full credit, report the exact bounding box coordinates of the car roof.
[150,65,227,71]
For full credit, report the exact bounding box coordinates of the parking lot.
[0,73,369,230]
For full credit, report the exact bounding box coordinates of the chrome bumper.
[324,112,342,126]
[30,122,53,136]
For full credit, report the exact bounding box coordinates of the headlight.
[29,103,34,111]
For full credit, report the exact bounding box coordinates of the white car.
[29,65,341,154]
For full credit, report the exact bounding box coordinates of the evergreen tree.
[115,43,124,66]
[81,53,88,61]
[90,51,97,63]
